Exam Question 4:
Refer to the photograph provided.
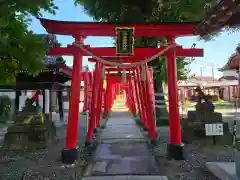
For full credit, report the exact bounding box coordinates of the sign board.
[116,27,134,55]
[205,123,224,136]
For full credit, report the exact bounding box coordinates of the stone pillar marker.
[45,89,50,114]
[38,94,43,110]
[19,90,26,111]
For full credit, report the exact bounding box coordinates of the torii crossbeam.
[48,45,203,57]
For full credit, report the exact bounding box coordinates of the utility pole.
[200,67,203,76]
[212,65,215,81]
[200,63,214,78]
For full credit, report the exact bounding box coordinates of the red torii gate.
[38,18,203,164]
[88,63,157,141]
[81,71,93,112]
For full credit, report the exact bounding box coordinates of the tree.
[75,0,219,125]
[0,0,58,84]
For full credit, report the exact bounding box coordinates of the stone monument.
[3,98,56,150]
[182,87,232,145]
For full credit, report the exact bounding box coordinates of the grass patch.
[214,103,234,108]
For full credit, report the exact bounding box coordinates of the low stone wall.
[2,121,56,150]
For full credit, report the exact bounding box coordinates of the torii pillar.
[166,37,184,160]
[61,36,83,164]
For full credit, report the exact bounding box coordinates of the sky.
[29,0,240,79]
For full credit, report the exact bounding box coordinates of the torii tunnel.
[38,18,204,164]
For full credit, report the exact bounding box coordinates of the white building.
[218,53,240,101]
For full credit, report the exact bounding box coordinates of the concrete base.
[61,148,78,164]
[206,162,239,180]
[167,144,184,160]
[94,128,99,133]
[85,140,94,147]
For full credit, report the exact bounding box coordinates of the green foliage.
[75,0,221,84]
[0,0,58,84]
[76,0,216,22]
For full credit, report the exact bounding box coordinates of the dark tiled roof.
[219,53,240,71]
[219,76,238,80]
[193,0,240,36]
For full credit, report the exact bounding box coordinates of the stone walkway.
[83,111,167,180]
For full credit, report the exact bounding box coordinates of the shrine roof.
[38,18,200,37]
[219,52,240,71]
[16,64,72,84]
[15,82,67,90]
[19,64,71,76]
[219,76,238,80]
[0,82,68,90]
[193,0,240,36]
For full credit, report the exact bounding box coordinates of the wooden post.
[87,62,100,142]
[145,64,156,142]
[137,67,149,130]
[133,70,142,118]
[103,76,111,118]
[96,64,104,127]
[57,90,64,121]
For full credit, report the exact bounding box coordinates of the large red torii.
[38,17,203,164]
[38,18,198,37]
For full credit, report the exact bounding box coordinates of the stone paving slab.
[100,138,146,144]
[82,175,168,180]
[100,112,143,141]
[206,162,238,180]
[93,141,152,161]
[91,142,158,175]
[87,111,159,176]
[100,126,143,140]
[106,118,136,126]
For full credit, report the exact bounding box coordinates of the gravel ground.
[0,117,108,180]
[139,123,235,180]
[1,116,231,180]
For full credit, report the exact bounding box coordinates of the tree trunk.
[154,70,169,126]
